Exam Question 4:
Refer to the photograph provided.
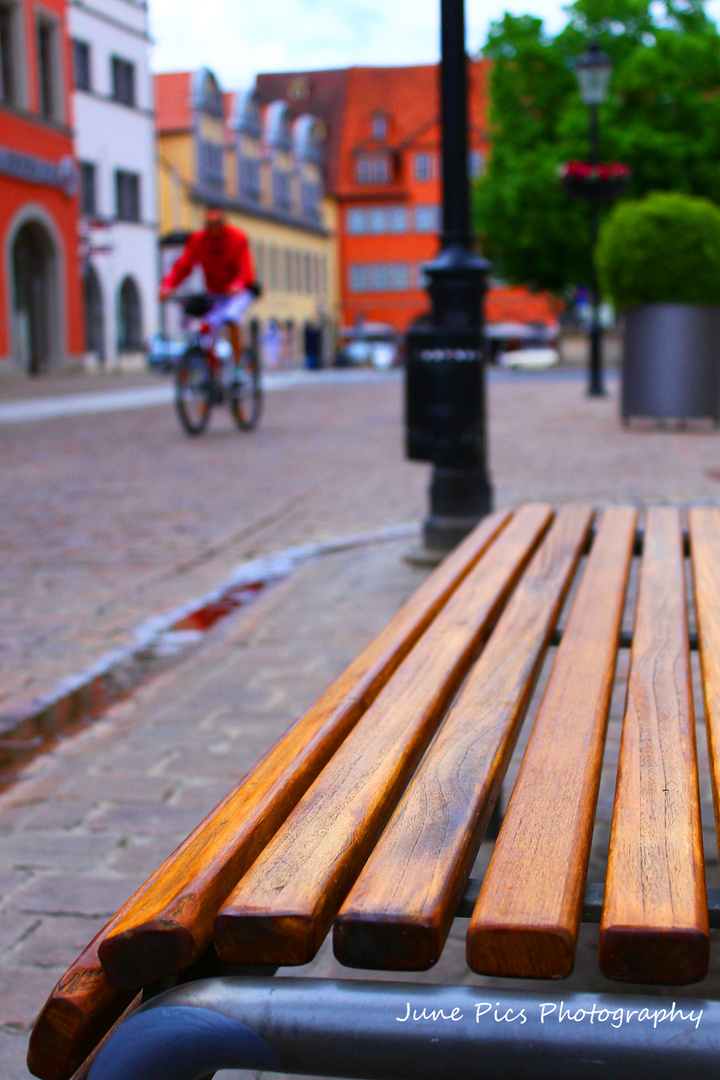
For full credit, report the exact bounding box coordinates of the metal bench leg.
[87,976,720,1080]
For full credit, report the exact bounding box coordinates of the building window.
[80,162,97,216]
[254,240,265,286]
[273,169,292,211]
[111,55,135,106]
[0,3,18,106]
[349,262,410,293]
[72,39,91,91]
[371,112,387,140]
[269,244,278,291]
[469,149,485,178]
[115,170,140,221]
[301,178,321,221]
[415,204,440,233]
[37,18,60,121]
[346,205,407,236]
[414,152,434,181]
[356,154,391,185]
[198,139,224,187]
[238,155,261,201]
[284,248,292,291]
[118,277,142,350]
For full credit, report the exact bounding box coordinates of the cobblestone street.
[2,368,720,1079]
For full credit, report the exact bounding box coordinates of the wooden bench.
[26,503,720,1080]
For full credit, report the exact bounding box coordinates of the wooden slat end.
[333,914,440,972]
[214,909,320,967]
[599,926,710,985]
[99,922,196,991]
[466,924,576,980]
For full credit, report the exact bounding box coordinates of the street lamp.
[404,0,493,556]
[574,41,612,397]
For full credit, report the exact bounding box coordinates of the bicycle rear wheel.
[229,352,263,431]
[175,347,212,436]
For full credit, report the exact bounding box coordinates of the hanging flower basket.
[559,161,632,203]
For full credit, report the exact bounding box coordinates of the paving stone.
[12,874,140,917]
[0,964,64,1027]
[105,835,185,877]
[0,913,41,958]
[86,802,207,837]
[0,832,114,872]
[0,1028,34,1080]
[10,915,107,969]
[55,773,177,804]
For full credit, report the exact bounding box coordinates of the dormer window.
[357,154,390,185]
[371,112,387,140]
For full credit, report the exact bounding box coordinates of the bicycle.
[171,293,262,437]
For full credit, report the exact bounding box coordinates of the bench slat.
[467,506,636,978]
[333,505,593,971]
[690,507,720,857]
[28,509,512,1080]
[214,505,554,967]
[599,507,709,984]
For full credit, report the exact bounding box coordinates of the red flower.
[559,161,632,181]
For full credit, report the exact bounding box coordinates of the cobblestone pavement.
[3,371,720,725]
[2,370,720,1078]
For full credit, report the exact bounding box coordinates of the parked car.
[485,321,559,369]
[336,324,403,369]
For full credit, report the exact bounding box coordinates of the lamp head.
[575,41,612,106]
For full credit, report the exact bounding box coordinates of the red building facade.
[0,0,83,374]
[334,62,489,333]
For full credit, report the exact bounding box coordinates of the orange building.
[0,0,84,374]
[258,62,559,337]
[335,62,489,333]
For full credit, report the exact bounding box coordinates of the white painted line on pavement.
[0,369,401,425]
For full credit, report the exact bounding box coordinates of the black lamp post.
[405,0,493,555]
[574,41,613,398]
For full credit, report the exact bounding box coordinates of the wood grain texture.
[689,507,720,856]
[29,511,512,1078]
[467,507,636,979]
[214,505,555,967]
[334,505,594,971]
[599,507,708,984]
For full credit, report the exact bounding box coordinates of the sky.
[149,0,720,90]
[146,0,569,87]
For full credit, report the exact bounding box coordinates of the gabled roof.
[255,68,351,193]
[155,72,193,133]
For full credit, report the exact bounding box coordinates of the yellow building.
[155,68,339,367]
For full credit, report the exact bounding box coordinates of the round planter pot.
[621,303,720,421]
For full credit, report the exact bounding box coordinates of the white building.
[68,0,158,369]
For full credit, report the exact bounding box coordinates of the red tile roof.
[336,61,489,196]
[155,72,193,132]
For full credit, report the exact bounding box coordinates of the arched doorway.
[12,220,57,375]
[117,276,142,352]
[84,265,104,362]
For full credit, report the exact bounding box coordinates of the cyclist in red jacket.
[160,205,258,367]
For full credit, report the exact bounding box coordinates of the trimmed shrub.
[596,192,720,310]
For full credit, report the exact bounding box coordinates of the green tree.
[474,0,720,294]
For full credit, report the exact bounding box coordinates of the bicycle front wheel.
[229,353,263,431]
[175,347,212,436]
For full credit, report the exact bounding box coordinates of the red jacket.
[162,225,255,294]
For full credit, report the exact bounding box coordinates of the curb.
[0,523,419,784]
